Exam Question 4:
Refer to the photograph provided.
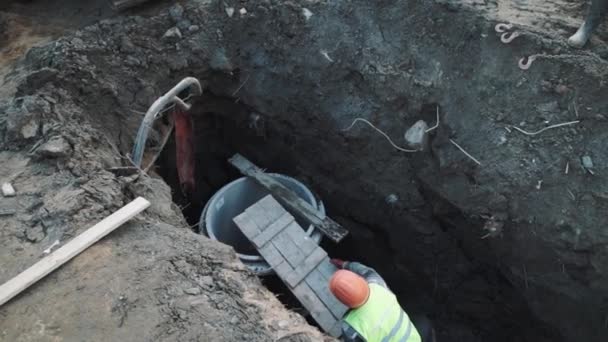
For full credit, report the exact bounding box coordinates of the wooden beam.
[0,197,151,307]
[228,154,349,242]
[110,0,150,11]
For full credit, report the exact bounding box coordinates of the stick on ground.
[449,139,482,165]
[0,197,150,307]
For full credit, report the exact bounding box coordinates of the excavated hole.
[154,92,561,342]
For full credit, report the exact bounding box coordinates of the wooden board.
[229,154,349,243]
[110,0,150,10]
[233,195,348,337]
[284,247,327,288]
[0,197,151,307]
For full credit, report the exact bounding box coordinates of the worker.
[329,259,436,342]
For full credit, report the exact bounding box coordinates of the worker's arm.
[343,262,388,288]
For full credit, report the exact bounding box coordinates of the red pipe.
[173,107,195,195]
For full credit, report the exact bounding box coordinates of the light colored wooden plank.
[285,247,327,288]
[284,223,318,256]
[252,212,293,248]
[257,242,285,268]
[274,261,293,280]
[0,197,151,307]
[232,213,262,240]
[229,154,349,242]
[306,268,348,319]
[292,280,340,336]
[245,195,285,230]
[329,320,344,338]
[272,228,307,268]
[317,258,339,280]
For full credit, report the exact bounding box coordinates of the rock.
[188,25,200,33]
[2,183,16,197]
[25,224,45,242]
[404,120,429,150]
[177,19,192,31]
[302,8,313,20]
[385,193,398,205]
[37,136,71,158]
[169,4,184,22]
[225,7,235,18]
[20,120,38,139]
[184,287,201,295]
[209,48,232,72]
[162,27,182,42]
[581,155,594,169]
[239,8,247,15]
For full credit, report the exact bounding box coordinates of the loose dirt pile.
[0,0,607,341]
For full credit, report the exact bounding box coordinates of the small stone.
[169,4,184,22]
[278,320,289,329]
[177,19,192,31]
[302,8,313,20]
[225,7,235,17]
[581,155,594,169]
[20,120,38,139]
[188,25,200,33]
[163,27,182,42]
[404,120,429,150]
[2,183,15,197]
[184,287,201,295]
[239,8,247,15]
[37,136,71,158]
[385,193,398,205]
[25,224,45,242]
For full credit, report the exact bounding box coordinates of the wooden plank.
[232,213,262,240]
[274,261,294,280]
[284,223,317,256]
[271,228,307,268]
[329,320,344,338]
[258,243,285,268]
[317,258,339,280]
[284,247,327,288]
[252,212,293,248]
[245,195,285,230]
[292,280,340,336]
[0,197,151,307]
[111,0,150,10]
[306,268,348,318]
[229,154,349,243]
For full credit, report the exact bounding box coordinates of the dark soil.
[1,0,608,341]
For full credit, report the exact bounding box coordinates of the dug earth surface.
[1,0,607,341]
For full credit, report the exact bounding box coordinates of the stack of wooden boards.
[233,195,348,337]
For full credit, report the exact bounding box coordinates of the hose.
[131,77,202,167]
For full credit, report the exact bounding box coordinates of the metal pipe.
[131,77,202,167]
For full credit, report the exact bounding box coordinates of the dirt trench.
[1,0,608,341]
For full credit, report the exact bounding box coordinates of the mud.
[1,0,607,341]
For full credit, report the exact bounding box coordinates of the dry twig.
[511,120,580,136]
[449,139,481,165]
[232,74,250,96]
[342,118,418,153]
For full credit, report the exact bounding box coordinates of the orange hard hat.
[329,270,370,308]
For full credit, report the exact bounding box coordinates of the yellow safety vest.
[344,284,421,342]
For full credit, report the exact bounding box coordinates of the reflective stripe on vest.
[344,284,421,342]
